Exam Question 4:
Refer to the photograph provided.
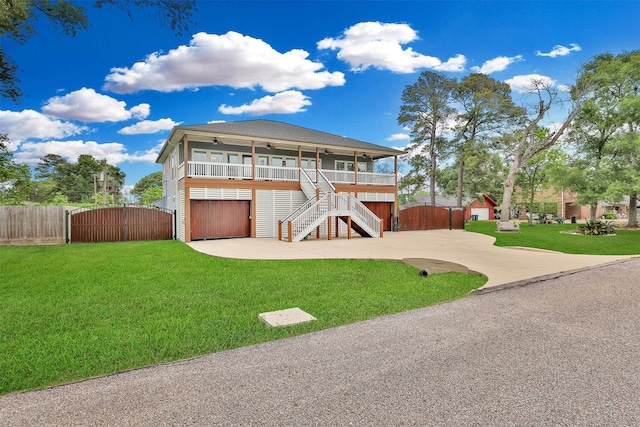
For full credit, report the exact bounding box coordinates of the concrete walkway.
[188,230,633,288]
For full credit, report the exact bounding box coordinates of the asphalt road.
[2,257,640,426]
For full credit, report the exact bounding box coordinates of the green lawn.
[0,241,486,396]
[465,220,640,255]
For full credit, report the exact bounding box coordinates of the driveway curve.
[187,230,633,288]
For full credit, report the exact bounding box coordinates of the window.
[358,162,368,172]
[211,152,223,163]
[193,150,207,162]
[285,158,296,168]
[258,156,269,166]
[336,161,355,171]
[228,154,239,164]
[272,157,283,167]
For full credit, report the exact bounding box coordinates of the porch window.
[285,158,296,168]
[272,157,283,167]
[258,156,269,166]
[228,154,239,164]
[193,150,207,162]
[336,161,355,171]
[211,152,224,163]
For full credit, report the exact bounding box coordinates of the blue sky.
[2,0,638,188]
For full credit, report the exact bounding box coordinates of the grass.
[0,240,486,396]
[465,220,640,255]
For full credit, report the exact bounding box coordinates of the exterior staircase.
[278,169,382,242]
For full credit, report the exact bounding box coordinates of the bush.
[601,211,618,220]
[577,219,616,235]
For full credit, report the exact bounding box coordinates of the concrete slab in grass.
[259,307,317,327]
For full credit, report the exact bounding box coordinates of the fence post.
[66,210,70,243]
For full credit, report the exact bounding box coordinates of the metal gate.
[68,205,174,243]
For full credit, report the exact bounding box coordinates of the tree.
[131,171,162,202]
[497,79,581,223]
[515,141,560,226]
[34,153,125,204]
[398,71,456,206]
[141,186,163,205]
[575,51,640,226]
[0,135,31,205]
[439,149,505,204]
[1,0,196,103]
[451,73,522,207]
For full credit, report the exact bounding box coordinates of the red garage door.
[191,200,251,240]
[363,202,393,231]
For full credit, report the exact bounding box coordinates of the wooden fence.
[0,206,68,245]
[399,205,465,231]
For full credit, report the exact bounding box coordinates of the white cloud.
[505,74,568,94]
[42,88,150,122]
[386,133,411,141]
[0,109,87,149]
[535,43,581,58]
[14,140,164,165]
[318,22,466,73]
[118,118,180,135]
[103,31,345,94]
[218,91,311,115]
[471,55,523,74]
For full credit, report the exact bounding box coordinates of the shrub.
[577,219,616,235]
[601,211,618,220]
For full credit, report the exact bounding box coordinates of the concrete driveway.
[188,230,633,288]
[2,256,639,426]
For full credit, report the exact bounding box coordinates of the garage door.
[471,207,489,221]
[363,202,393,231]
[191,200,250,240]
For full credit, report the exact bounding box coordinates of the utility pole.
[102,161,108,208]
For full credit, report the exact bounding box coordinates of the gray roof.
[157,120,404,162]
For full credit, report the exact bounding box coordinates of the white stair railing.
[317,169,336,194]
[299,168,320,199]
[279,171,382,242]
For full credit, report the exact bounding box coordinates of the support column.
[335,216,339,238]
[327,216,332,240]
[347,216,352,239]
[183,134,191,243]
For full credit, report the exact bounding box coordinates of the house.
[156,120,403,242]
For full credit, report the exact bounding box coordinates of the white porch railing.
[187,161,252,179]
[181,162,394,186]
[321,169,355,184]
[255,165,299,182]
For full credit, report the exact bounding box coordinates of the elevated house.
[156,120,403,242]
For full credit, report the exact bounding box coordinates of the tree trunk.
[590,204,598,220]
[430,152,437,206]
[529,193,535,226]
[457,159,464,208]
[628,192,638,228]
[500,160,520,222]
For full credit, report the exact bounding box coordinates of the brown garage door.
[363,202,393,231]
[191,200,251,240]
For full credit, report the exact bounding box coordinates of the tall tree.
[0,135,31,205]
[576,51,640,226]
[1,0,196,103]
[398,71,456,206]
[452,73,522,207]
[497,79,581,223]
